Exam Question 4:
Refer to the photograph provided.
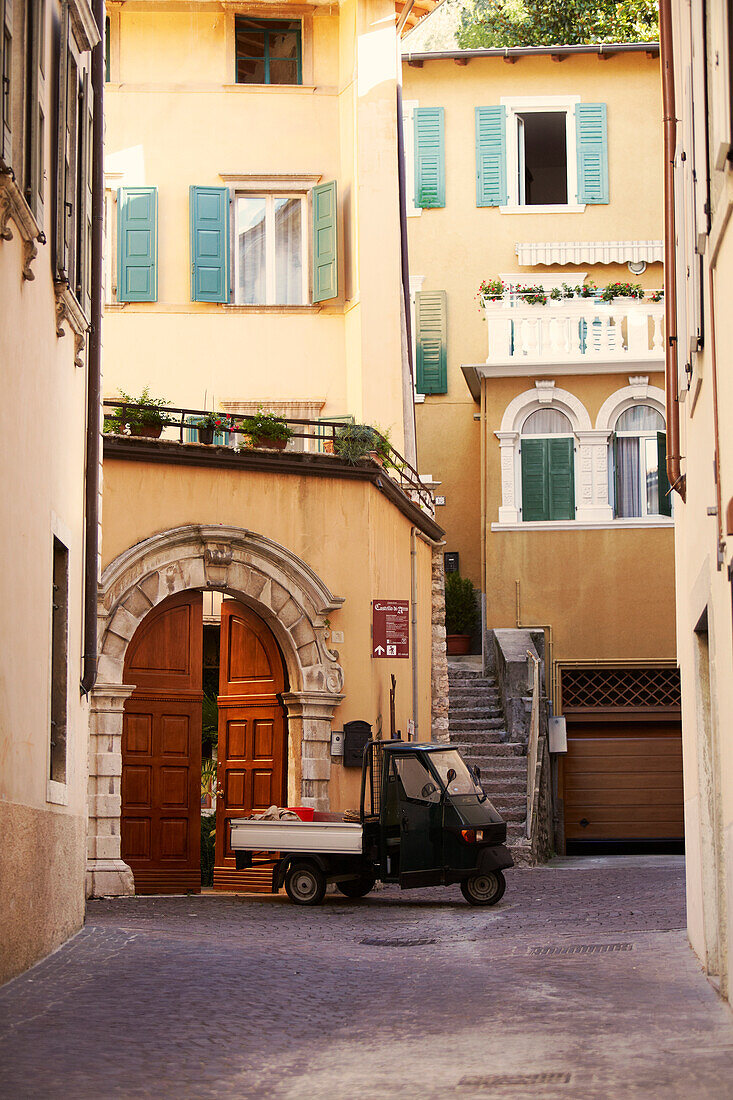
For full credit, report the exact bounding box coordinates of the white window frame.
[611,402,668,520]
[232,190,309,306]
[500,94,584,214]
[402,98,421,218]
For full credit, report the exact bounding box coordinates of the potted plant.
[192,411,236,445]
[444,572,479,656]
[114,387,173,439]
[334,423,391,465]
[600,281,644,303]
[238,410,293,451]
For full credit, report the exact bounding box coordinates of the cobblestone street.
[1,856,732,1099]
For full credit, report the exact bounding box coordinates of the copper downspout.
[659,0,686,501]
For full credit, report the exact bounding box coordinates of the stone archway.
[86,525,345,898]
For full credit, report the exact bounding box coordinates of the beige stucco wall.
[104,0,408,450]
[102,455,436,810]
[0,216,89,978]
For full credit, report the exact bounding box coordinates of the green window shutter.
[117,187,157,302]
[312,180,337,303]
[475,106,507,207]
[612,433,621,518]
[190,186,230,303]
[657,431,672,516]
[548,437,575,520]
[415,291,447,394]
[521,438,548,521]
[414,107,445,208]
[576,102,609,204]
[28,0,45,227]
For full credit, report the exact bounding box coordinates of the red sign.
[372,600,409,659]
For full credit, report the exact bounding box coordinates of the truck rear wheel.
[284,861,327,906]
[336,875,375,899]
[461,870,506,906]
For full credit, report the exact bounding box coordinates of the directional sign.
[372,600,409,659]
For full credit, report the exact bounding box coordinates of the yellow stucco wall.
[102,455,436,810]
[403,50,674,676]
[104,0,407,450]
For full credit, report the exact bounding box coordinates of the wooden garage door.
[563,721,683,842]
[122,592,203,894]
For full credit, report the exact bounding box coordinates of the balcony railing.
[483,294,665,366]
[102,401,435,516]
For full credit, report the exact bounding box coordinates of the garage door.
[563,721,683,842]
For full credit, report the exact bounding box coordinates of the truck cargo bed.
[229,818,363,855]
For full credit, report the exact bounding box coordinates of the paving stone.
[0,857,731,1099]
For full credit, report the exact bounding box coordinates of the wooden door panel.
[563,720,683,843]
[121,592,203,895]
[214,600,287,890]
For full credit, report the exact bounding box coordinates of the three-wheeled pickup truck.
[230,739,513,906]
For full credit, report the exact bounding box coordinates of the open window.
[516,111,568,206]
[612,405,671,518]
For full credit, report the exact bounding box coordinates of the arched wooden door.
[121,592,204,894]
[214,599,288,890]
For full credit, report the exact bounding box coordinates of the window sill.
[491,518,674,531]
[47,779,69,806]
[105,302,323,314]
[223,83,316,94]
[0,171,44,280]
[499,204,586,215]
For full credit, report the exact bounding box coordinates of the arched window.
[613,404,670,517]
[520,407,575,521]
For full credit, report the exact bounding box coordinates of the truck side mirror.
[447,768,456,785]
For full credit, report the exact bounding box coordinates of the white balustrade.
[483,296,665,366]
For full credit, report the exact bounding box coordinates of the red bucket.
[288,806,314,821]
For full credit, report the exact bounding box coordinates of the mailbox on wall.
[343,720,372,767]
[444,552,459,574]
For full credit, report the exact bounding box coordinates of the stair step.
[481,779,525,796]
[450,717,505,731]
[449,732,506,746]
[449,705,502,717]
[457,742,525,758]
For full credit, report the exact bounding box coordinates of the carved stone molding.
[54,283,89,366]
[0,172,43,280]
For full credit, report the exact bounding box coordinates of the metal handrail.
[526,650,541,840]
[102,400,435,515]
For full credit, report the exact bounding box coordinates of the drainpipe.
[659,0,686,501]
[410,526,419,739]
[80,0,104,694]
[396,0,417,467]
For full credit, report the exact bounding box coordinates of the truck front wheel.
[461,870,506,906]
[284,861,327,906]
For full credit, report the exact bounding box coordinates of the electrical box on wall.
[330,730,344,757]
[549,716,567,753]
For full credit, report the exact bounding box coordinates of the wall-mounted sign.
[372,600,409,658]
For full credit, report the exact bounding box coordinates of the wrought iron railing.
[102,400,435,515]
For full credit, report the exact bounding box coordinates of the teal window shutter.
[475,106,507,207]
[414,107,445,208]
[576,103,609,204]
[415,291,447,394]
[312,180,337,303]
[521,438,548,521]
[190,186,230,303]
[117,187,157,302]
[548,437,575,520]
[657,431,672,516]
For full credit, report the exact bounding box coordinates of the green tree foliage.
[456,0,658,50]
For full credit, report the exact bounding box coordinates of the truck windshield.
[429,750,482,796]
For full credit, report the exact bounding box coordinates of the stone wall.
[431,546,449,742]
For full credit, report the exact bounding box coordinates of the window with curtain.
[235,193,305,305]
[612,405,671,518]
[520,408,575,522]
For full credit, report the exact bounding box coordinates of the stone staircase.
[447,659,532,860]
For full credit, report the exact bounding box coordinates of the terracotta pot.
[250,436,288,451]
[130,423,163,439]
[367,450,384,466]
[197,426,215,445]
[323,440,335,454]
[446,634,471,656]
